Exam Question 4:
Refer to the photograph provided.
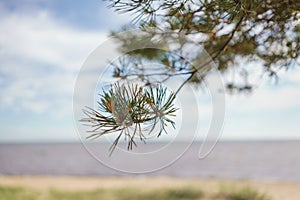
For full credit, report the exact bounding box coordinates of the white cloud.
[227,86,300,113]
[0,11,107,71]
[226,67,300,113]
[0,9,108,115]
[277,67,300,84]
[222,67,300,139]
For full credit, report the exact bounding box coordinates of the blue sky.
[0,0,299,143]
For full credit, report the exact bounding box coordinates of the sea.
[0,141,300,181]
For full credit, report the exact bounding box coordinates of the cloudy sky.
[0,0,299,143]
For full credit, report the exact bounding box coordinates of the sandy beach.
[0,176,300,200]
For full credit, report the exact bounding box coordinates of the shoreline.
[1,175,300,200]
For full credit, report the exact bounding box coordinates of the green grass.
[0,184,270,200]
[216,186,271,200]
[49,187,203,200]
[117,187,203,200]
[0,185,37,200]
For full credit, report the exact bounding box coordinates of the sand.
[0,176,300,200]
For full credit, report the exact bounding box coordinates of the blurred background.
[0,0,300,179]
[0,0,300,143]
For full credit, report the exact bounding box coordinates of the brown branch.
[175,14,245,95]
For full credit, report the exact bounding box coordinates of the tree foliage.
[81,82,178,154]
[108,0,299,90]
[82,0,300,153]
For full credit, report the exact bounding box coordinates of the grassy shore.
[0,176,299,200]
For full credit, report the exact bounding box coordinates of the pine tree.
[82,0,299,153]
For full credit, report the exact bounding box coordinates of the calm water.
[0,141,300,181]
